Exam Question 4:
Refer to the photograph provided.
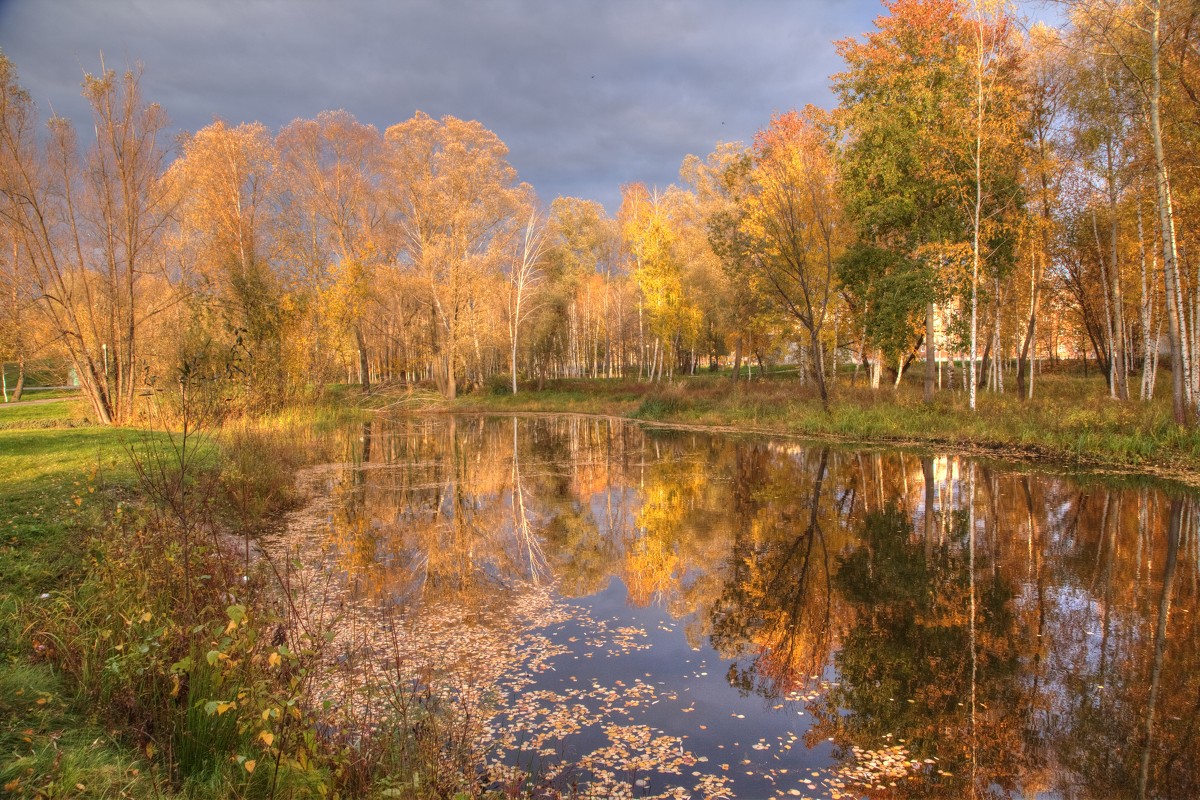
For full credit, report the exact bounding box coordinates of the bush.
[487,373,514,396]
[635,384,691,418]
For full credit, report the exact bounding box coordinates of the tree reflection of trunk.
[968,462,978,798]
[856,453,870,515]
[350,421,373,510]
[714,447,835,697]
[1137,496,1183,800]
[760,449,832,692]
[1020,474,1051,785]
[361,420,373,466]
[1097,492,1118,685]
[922,457,935,562]
[1022,477,1047,718]
[512,416,548,584]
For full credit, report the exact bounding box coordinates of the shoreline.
[417,386,1200,491]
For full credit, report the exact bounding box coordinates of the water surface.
[277,414,1199,799]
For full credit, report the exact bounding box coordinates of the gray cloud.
[0,0,1055,211]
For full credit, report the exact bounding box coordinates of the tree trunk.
[993,277,1003,393]
[1108,144,1129,400]
[12,356,25,402]
[511,338,519,395]
[443,351,456,400]
[1017,247,1040,400]
[355,324,371,392]
[1150,0,1190,423]
[924,301,936,403]
[1139,204,1155,401]
[977,332,993,390]
[810,328,829,409]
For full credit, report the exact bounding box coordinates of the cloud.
[0,0,882,210]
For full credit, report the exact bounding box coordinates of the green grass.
[14,387,84,400]
[0,393,375,800]
[0,427,136,606]
[0,397,89,429]
[0,415,167,798]
[0,662,160,798]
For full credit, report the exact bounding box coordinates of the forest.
[3,0,1200,428]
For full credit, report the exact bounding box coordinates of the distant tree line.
[2,0,1200,422]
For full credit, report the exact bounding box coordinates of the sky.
[0,0,1058,212]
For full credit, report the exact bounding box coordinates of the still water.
[275,414,1199,799]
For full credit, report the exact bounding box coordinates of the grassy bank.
[0,400,166,797]
[1,393,466,799]
[2,388,524,799]
[445,370,1200,485]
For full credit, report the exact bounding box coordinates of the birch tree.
[506,207,547,393]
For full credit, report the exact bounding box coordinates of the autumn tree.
[745,110,847,407]
[540,196,624,380]
[506,207,548,393]
[1064,24,1140,400]
[1016,23,1068,400]
[0,56,174,424]
[276,110,383,391]
[0,224,35,400]
[835,0,971,399]
[835,0,1024,407]
[168,119,289,407]
[620,183,698,381]
[385,112,527,399]
[681,142,765,380]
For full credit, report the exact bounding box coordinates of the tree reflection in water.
[276,414,1200,799]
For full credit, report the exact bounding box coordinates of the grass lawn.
[0,426,135,601]
[0,394,353,799]
[0,396,90,429]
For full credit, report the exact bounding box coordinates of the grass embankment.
[1,393,443,799]
[448,370,1200,484]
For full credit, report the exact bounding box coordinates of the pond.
[273,414,1200,799]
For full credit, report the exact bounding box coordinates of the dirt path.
[0,396,71,407]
